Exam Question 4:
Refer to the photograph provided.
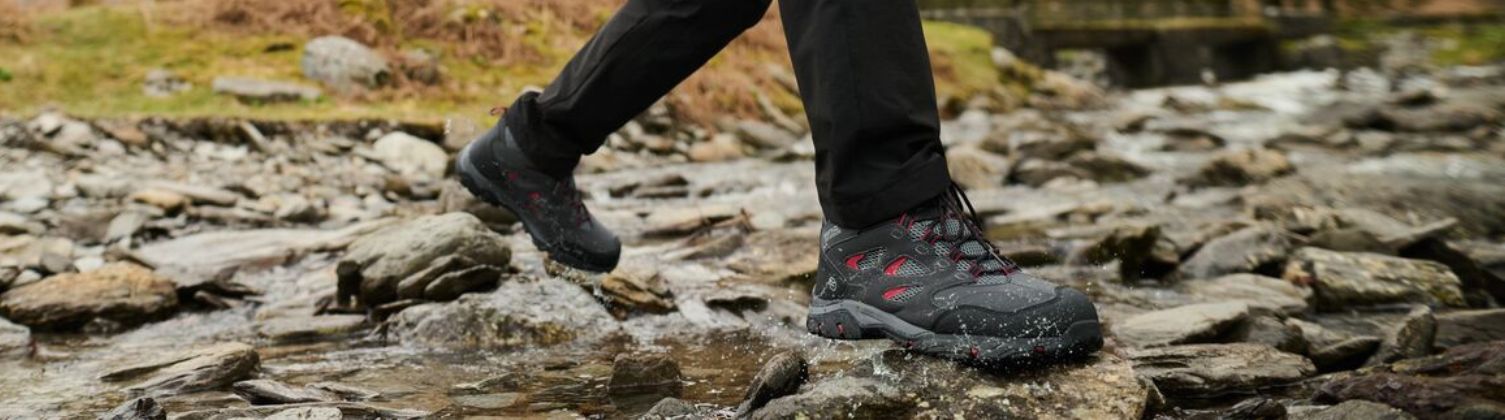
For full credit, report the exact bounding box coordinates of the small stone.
[0,316,30,358]
[370,132,449,180]
[1067,152,1151,183]
[749,377,905,420]
[687,133,744,162]
[738,351,809,415]
[1009,159,1090,187]
[105,211,151,243]
[1287,318,1382,371]
[945,145,1010,190]
[128,189,189,212]
[1188,148,1295,187]
[263,407,344,420]
[1283,247,1466,309]
[143,69,189,97]
[452,393,522,409]
[100,397,166,420]
[736,120,797,149]
[608,353,683,400]
[1114,302,1251,348]
[641,397,700,419]
[307,382,380,401]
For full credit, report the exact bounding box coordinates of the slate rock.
[233,379,339,404]
[1316,342,1505,419]
[1114,302,1251,348]
[1291,400,1417,420]
[0,316,29,358]
[389,277,617,349]
[1180,226,1303,280]
[738,351,809,415]
[1232,315,1307,354]
[1367,305,1437,366]
[1128,343,1316,397]
[337,213,510,307]
[100,397,166,420]
[1283,247,1466,309]
[1180,274,1312,316]
[1435,309,1505,349]
[103,342,260,398]
[639,397,700,419]
[1188,148,1295,187]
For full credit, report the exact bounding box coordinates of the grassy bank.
[0,3,1004,125]
[1336,19,1505,67]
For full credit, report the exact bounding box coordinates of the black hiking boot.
[806,186,1103,366]
[456,121,621,273]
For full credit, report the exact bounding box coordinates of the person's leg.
[779,0,953,229]
[506,0,774,179]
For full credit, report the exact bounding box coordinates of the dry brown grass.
[160,0,795,124]
[0,0,33,43]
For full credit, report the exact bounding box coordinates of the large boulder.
[1282,247,1466,310]
[388,277,617,349]
[1128,343,1316,397]
[0,263,177,331]
[302,36,391,91]
[336,213,510,308]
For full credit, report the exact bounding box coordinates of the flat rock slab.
[1114,302,1251,348]
[134,220,394,291]
[1180,226,1303,280]
[233,379,340,404]
[1283,247,1466,309]
[255,315,368,343]
[1435,309,1505,349]
[0,263,177,330]
[1129,343,1316,397]
[102,342,259,399]
[1180,274,1312,315]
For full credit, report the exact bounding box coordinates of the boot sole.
[806,299,1103,367]
[456,141,617,273]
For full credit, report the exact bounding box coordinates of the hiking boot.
[456,121,621,273]
[806,186,1103,365]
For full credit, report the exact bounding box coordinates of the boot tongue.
[906,200,1012,285]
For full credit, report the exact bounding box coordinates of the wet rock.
[233,379,339,404]
[337,213,510,307]
[1010,159,1090,187]
[389,277,616,349]
[1067,152,1151,183]
[135,220,392,293]
[1128,343,1316,397]
[1283,247,1466,310]
[103,342,259,398]
[369,132,448,180]
[597,267,675,319]
[1292,400,1417,420]
[0,170,53,201]
[1246,173,1505,239]
[1316,341,1505,419]
[1403,239,1505,307]
[1312,209,1457,255]
[1114,302,1251,348]
[608,353,683,402]
[1367,306,1437,366]
[302,36,391,91]
[256,315,368,343]
[1074,223,1162,281]
[642,204,741,238]
[1159,125,1227,151]
[420,264,503,302]
[1188,148,1295,187]
[750,376,905,420]
[172,403,425,420]
[1179,226,1303,280]
[1232,315,1306,353]
[986,125,1097,161]
[143,181,241,207]
[105,211,151,243]
[1372,103,1502,133]
[1180,274,1312,316]
[1287,318,1382,371]
[0,263,177,331]
[437,180,517,229]
[0,316,30,358]
[0,211,42,235]
[211,77,321,103]
[946,145,1010,190]
[738,351,808,415]
[640,397,701,419]
[101,397,166,420]
[307,382,379,401]
[1436,309,1505,349]
[452,393,521,409]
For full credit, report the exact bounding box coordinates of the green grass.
[1335,19,1505,67]
[0,5,1009,123]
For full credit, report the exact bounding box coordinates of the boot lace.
[900,184,1019,283]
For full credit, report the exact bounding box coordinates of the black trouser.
[504,0,951,229]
